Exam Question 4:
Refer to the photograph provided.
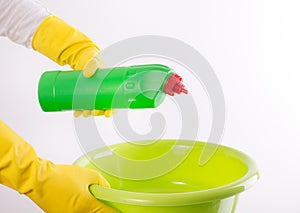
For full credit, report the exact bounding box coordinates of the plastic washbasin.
[74,140,259,213]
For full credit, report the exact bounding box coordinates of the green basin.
[74,140,259,213]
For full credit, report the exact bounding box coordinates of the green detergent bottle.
[38,64,188,112]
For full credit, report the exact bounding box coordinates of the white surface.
[0,0,299,212]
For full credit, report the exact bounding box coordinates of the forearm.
[0,120,116,212]
[0,0,50,47]
[0,120,39,193]
[0,0,99,70]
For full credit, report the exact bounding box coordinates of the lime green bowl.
[74,140,259,213]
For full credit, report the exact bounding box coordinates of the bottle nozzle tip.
[173,83,188,95]
[182,88,188,94]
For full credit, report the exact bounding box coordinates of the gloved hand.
[32,14,113,118]
[0,120,118,213]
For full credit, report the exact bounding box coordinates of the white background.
[0,0,299,212]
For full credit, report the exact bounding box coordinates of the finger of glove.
[95,173,110,188]
[70,166,118,213]
[74,110,83,117]
[83,53,108,78]
[83,110,92,117]
[85,171,120,212]
[74,110,113,118]
[74,110,93,118]
[104,109,113,118]
[94,109,115,117]
[92,110,105,116]
[74,110,94,117]
[83,58,98,78]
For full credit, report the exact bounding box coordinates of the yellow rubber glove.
[0,121,117,213]
[32,14,112,117]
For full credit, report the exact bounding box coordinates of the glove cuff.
[32,14,100,69]
[0,121,39,194]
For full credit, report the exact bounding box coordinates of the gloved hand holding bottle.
[31,13,113,117]
[0,0,117,212]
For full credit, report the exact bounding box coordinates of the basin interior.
[78,140,249,193]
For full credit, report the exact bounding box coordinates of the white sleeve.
[0,0,50,48]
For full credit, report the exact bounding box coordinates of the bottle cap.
[164,74,188,96]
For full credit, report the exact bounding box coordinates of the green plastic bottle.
[38,64,188,112]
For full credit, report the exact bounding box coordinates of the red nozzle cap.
[164,74,188,96]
